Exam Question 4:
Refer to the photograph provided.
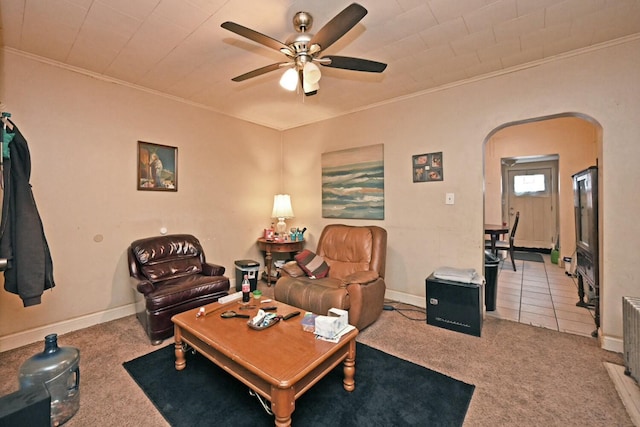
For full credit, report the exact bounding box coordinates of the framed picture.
[137,141,177,191]
[322,144,384,220]
[413,152,443,182]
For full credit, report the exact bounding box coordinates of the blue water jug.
[18,334,80,426]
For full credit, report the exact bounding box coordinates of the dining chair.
[485,212,520,271]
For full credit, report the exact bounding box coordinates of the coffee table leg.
[271,387,294,427]
[174,327,186,371]
[343,339,356,392]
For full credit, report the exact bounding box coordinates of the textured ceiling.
[1,0,639,130]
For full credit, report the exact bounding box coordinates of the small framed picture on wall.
[137,141,178,191]
[412,152,443,182]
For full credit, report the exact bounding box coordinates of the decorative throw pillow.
[281,261,306,278]
[294,250,330,278]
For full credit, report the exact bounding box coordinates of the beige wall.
[484,116,599,261]
[0,51,281,345]
[1,37,639,353]
[282,38,640,352]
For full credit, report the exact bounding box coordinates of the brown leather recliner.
[128,234,230,344]
[274,224,387,331]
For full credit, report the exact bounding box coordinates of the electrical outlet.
[445,193,455,205]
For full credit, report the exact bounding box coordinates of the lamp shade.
[303,61,321,84]
[271,194,294,219]
[303,79,319,94]
[272,194,294,235]
[279,68,298,91]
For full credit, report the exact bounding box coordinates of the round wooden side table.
[256,238,305,286]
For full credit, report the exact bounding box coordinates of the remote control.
[282,311,301,321]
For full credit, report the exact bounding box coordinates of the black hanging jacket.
[0,121,55,306]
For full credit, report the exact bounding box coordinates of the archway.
[483,113,602,337]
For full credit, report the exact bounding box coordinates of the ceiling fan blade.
[231,63,289,82]
[321,56,387,73]
[310,3,367,51]
[221,21,292,53]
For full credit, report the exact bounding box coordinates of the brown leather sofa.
[274,224,387,331]
[128,234,230,344]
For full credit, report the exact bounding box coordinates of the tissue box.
[314,308,348,339]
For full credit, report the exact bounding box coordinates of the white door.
[504,161,558,249]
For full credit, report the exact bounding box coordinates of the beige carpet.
[0,287,633,426]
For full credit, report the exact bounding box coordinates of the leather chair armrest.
[344,270,380,285]
[202,262,226,277]
[130,276,155,295]
[280,261,306,278]
[129,270,156,295]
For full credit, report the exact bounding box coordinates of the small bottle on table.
[242,274,250,303]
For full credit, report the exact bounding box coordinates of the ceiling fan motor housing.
[293,11,313,33]
[286,34,312,55]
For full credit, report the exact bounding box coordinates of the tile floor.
[486,252,597,338]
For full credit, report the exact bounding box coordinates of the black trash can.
[234,259,259,292]
[484,251,500,311]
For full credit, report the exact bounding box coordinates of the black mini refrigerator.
[426,274,483,337]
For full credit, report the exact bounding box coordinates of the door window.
[513,173,550,196]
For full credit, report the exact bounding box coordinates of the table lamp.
[271,194,294,235]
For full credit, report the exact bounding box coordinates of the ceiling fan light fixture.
[303,79,319,94]
[279,68,298,91]
[303,61,321,84]
[223,4,387,95]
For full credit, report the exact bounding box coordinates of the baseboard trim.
[1,297,623,354]
[602,334,624,354]
[0,304,137,352]
[385,289,426,308]
[604,362,640,425]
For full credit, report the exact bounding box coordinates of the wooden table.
[257,238,305,286]
[172,300,358,427]
[485,224,509,255]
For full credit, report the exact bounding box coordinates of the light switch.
[445,193,455,205]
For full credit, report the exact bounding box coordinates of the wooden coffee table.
[171,300,358,426]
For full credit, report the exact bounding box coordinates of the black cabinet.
[426,274,482,337]
[0,383,50,427]
[572,166,599,335]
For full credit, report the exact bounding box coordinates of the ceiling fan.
[221,3,387,96]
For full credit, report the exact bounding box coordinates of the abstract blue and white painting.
[321,144,384,220]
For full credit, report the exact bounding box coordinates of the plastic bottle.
[242,274,250,303]
[19,334,80,426]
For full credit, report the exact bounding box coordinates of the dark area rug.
[513,251,544,262]
[123,342,474,426]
